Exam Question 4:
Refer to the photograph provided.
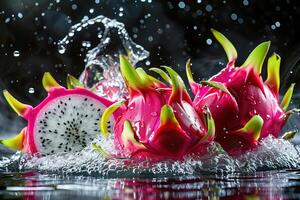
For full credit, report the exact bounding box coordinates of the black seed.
[84,98,87,101]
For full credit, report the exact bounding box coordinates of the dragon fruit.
[0,73,119,155]
[187,29,297,155]
[98,55,215,160]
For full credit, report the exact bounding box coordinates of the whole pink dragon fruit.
[99,55,215,160]
[0,73,120,155]
[187,29,297,155]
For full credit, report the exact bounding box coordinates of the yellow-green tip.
[211,29,237,63]
[119,55,144,90]
[160,105,179,126]
[200,80,231,95]
[241,41,271,74]
[185,58,195,85]
[42,72,61,91]
[238,115,263,141]
[0,128,25,151]
[92,143,111,158]
[66,74,84,89]
[281,83,295,112]
[149,67,172,84]
[201,106,215,143]
[100,100,125,139]
[121,120,145,148]
[3,90,32,117]
[282,130,297,141]
[266,53,281,94]
[162,66,186,102]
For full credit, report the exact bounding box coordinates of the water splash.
[0,136,297,178]
[58,15,149,101]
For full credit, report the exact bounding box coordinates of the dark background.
[0,0,300,137]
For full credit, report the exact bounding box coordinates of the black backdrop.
[0,0,300,135]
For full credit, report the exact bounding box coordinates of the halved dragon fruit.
[98,55,215,160]
[187,29,297,155]
[0,73,119,155]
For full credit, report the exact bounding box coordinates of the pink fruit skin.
[110,56,214,161]
[114,90,209,160]
[193,63,286,154]
[23,87,116,154]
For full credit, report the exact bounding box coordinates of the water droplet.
[82,41,91,48]
[243,0,249,6]
[150,112,158,117]
[89,9,94,14]
[178,1,186,9]
[266,114,271,120]
[13,51,20,57]
[71,4,77,10]
[205,4,213,12]
[206,38,212,45]
[58,46,66,54]
[238,18,244,24]
[230,13,237,21]
[271,25,276,30]
[17,13,23,19]
[28,88,35,94]
[275,21,281,27]
[5,18,10,23]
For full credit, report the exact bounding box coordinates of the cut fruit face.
[32,94,114,155]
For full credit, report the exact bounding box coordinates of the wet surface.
[1,170,300,199]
